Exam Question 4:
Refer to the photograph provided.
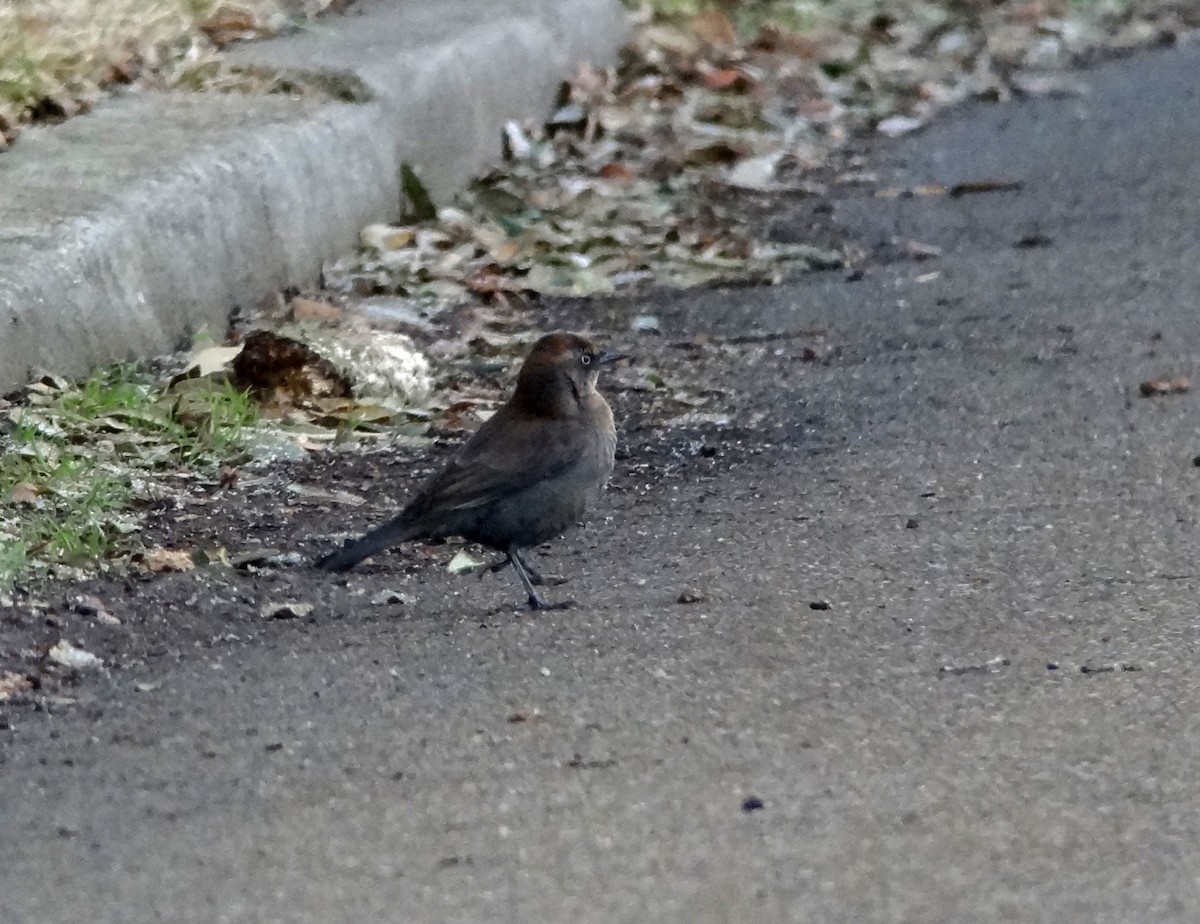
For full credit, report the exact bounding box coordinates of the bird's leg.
[507,548,573,611]
[513,549,546,585]
[480,551,545,585]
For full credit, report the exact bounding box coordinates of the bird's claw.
[523,595,576,612]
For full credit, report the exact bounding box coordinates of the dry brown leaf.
[699,66,751,91]
[142,548,195,573]
[466,266,526,298]
[442,400,492,433]
[311,397,398,423]
[597,162,637,183]
[8,481,39,504]
[752,24,821,57]
[0,671,34,701]
[487,239,521,262]
[1140,375,1190,397]
[691,9,737,47]
[290,297,344,324]
[198,6,270,47]
[231,330,352,408]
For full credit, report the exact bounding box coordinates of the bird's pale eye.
[580,354,592,366]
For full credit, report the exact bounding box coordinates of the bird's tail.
[315,516,421,572]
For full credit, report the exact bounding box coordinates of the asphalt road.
[5,44,1200,923]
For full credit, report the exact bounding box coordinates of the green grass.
[0,363,259,589]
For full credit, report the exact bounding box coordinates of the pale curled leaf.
[47,640,103,670]
[180,345,244,379]
[448,550,483,575]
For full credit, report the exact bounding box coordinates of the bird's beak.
[597,350,628,366]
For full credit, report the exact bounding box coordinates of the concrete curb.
[0,0,627,391]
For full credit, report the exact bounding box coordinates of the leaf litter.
[323,0,1199,311]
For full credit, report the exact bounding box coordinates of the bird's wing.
[404,409,587,521]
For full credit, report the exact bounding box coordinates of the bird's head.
[512,332,625,418]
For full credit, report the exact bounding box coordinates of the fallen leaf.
[949,180,1023,197]
[448,550,484,574]
[230,330,353,408]
[902,239,942,261]
[47,640,103,670]
[597,162,637,182]
[198,6,270,47]
[371,589,414,606]
[8,481,38,504]
[286,483,367,506]
[141,548,195,573]
[465,266,526,298]
[290,297,343,324]
[261,602,314,620]
[229,548,302,569]
[175,344,244,381]
[877,115,926,137]
[1140,375,1189,397]
[72,595,108,617]
[700,66,748,91]
[0,671,34,701]
[361,224,415,251]
[401,163,438,222]
[691,9,736,46]
[727,152,782,190]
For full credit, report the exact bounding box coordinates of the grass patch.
[0,0,340,145]
[0,363,259,589]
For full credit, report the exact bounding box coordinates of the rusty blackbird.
[316,331,624,609]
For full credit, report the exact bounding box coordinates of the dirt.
[0,294,845,724]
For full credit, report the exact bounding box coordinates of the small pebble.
[809,600,831,611]
[741,796,765,813]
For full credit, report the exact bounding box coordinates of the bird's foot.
[523,594,576,612]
